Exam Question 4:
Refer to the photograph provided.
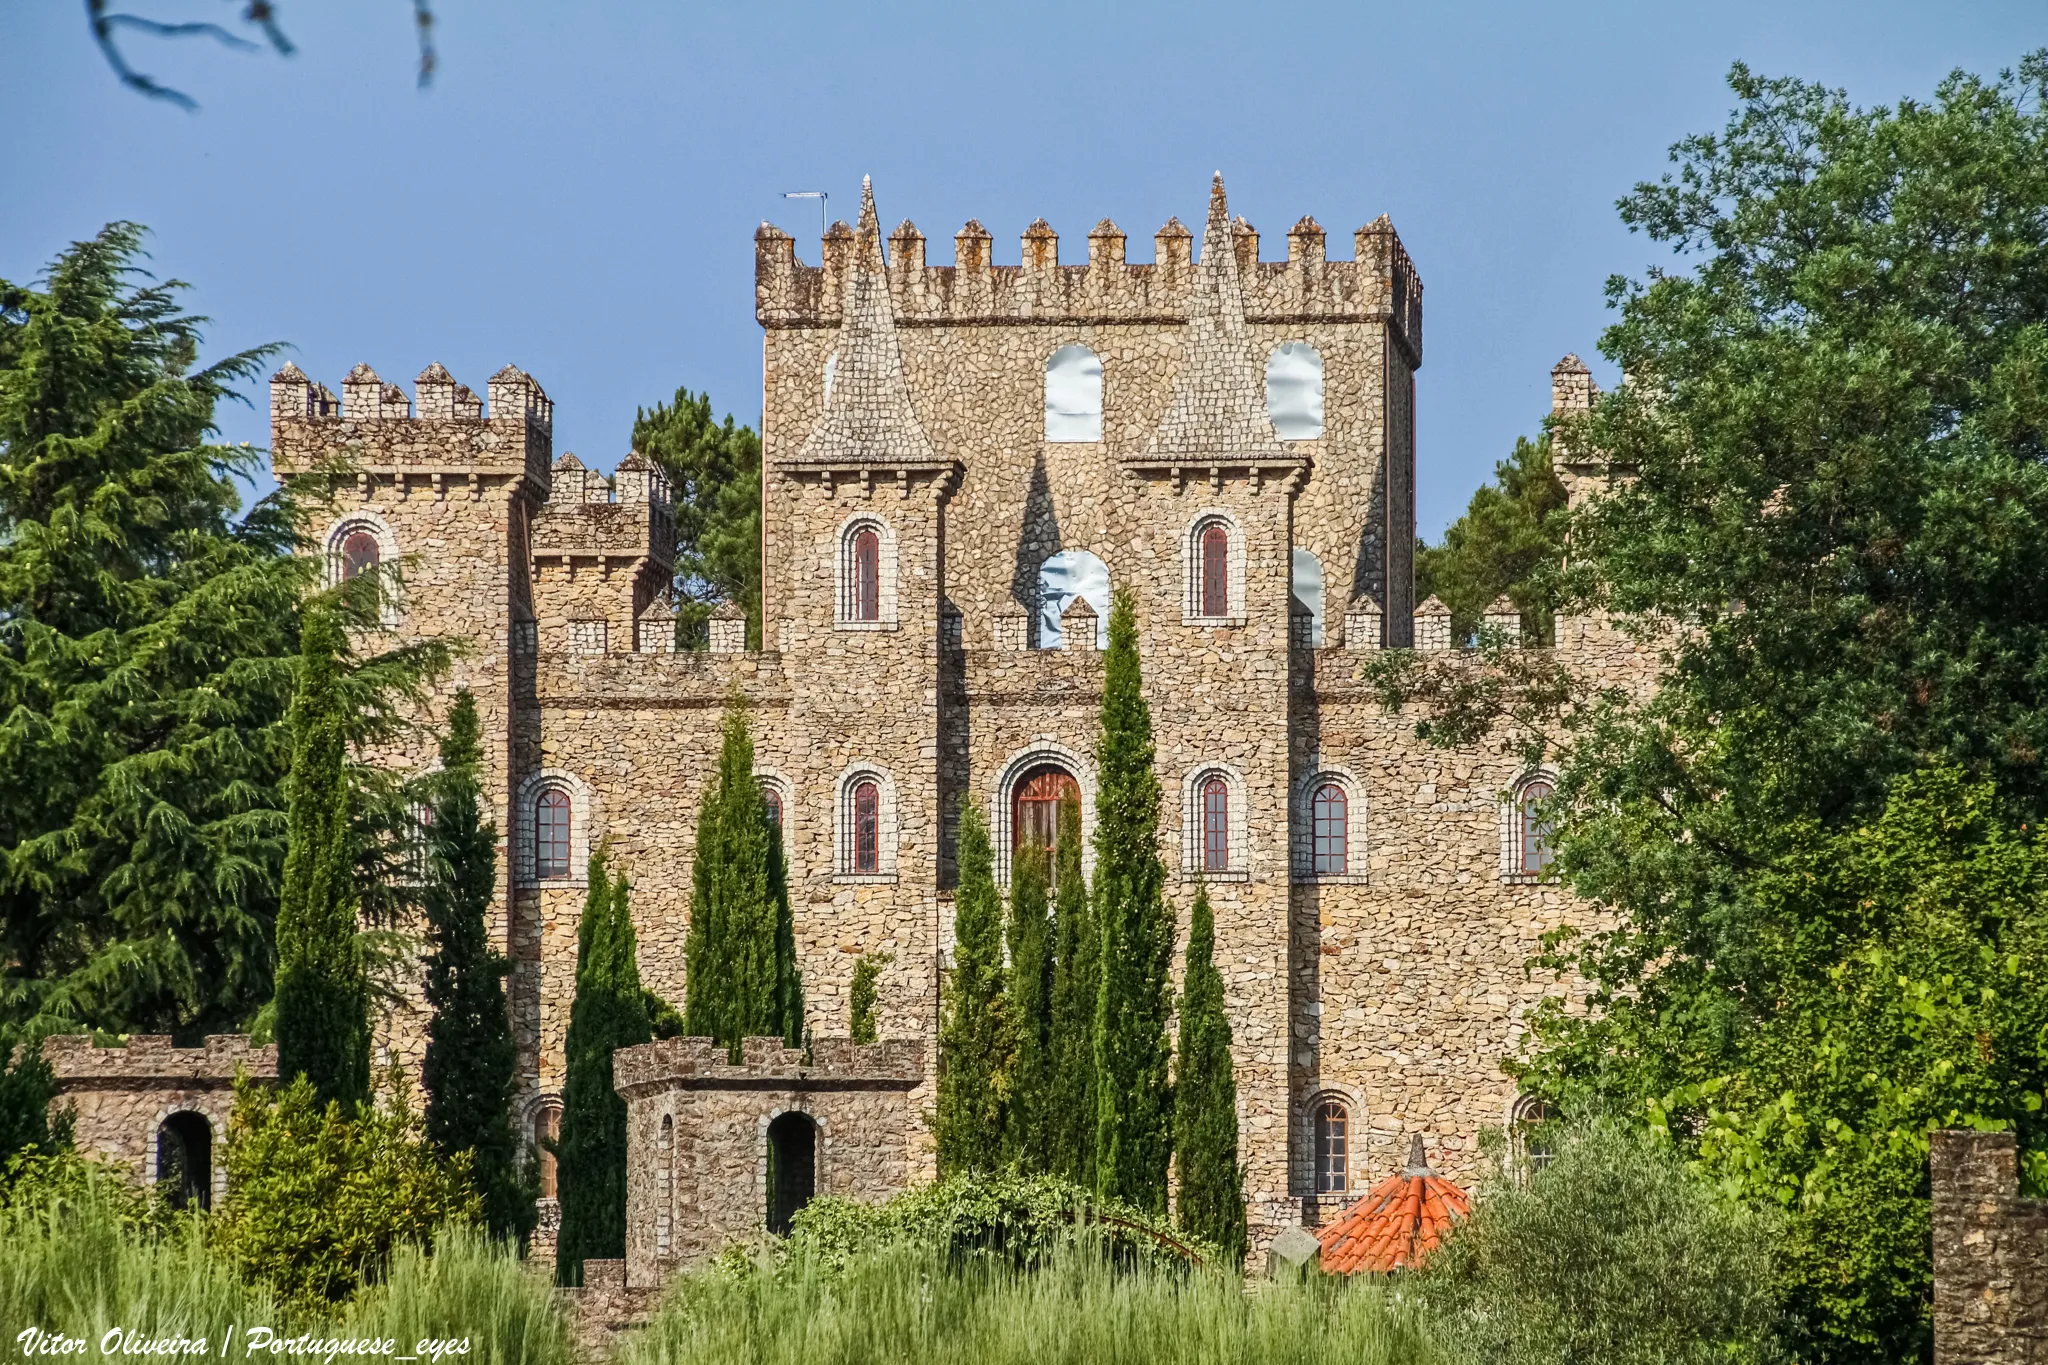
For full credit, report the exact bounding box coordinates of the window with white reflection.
[1291,548,1325,646]
[1044,345,1103,442]
[1036,549,1110,648]
[1267,342,1324,439]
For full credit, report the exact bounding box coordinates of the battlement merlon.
[41,1033,278,1085]
[268,362,556,496]
[754,210,1422,361]
[530,451,675,577]
[611,1035,926,1097]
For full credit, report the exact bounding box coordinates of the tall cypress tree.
[1174,880,1246,1264]
[274,606,370,1112]
[554,851,652,1284]
[420,690,534,1246]
[683,700,801,1058]
[935,805,1010,1175]
[1003,841,1054,1168]
[1046,792,1096,1186]
[1092,588,1173,1213]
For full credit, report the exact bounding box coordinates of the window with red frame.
[340,530,381,580]
[1200,524,1229,617]
[851,528,880,621]
[1201,775,1229,872]
[852,779,880,873]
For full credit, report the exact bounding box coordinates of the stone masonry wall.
[1934,1128,2048,1364]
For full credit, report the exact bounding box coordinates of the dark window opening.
[853,780,880,874]
[536,788,571,880]
[852,528,881,621]
[340,530,381,580]
[1200,524,1230,617]
[1202,776,1230,872]
[766,1111,817,1236]
[763,788,783,833]
[156,1111,212,1211]
[1313,1100,1348,1194]
[1519,780,1556,875]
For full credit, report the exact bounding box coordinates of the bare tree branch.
[86,1,435,108]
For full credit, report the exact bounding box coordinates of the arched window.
[1266,342,1325,440]
[155,1112,212,1211]
[1518,779,1556,875]
[851,528,880,622]
[534,1103,562,1199]
[535,788,571,880]
[1313,1099,1349,1194]
[1201,526,1230,618]
[1202,776,1230,873]
[763,788,783,834]
[1312,783,1347,876]
[340,530,381,580]
[1012,765,1080,861]
[1186,515,1242,623]
[1044,344,1104,442]
[852,779,880,874]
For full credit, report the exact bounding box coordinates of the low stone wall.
[559,1259,661,1359]
[1933,1129,2048,1364]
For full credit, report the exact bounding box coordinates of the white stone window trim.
[1294,1085,1363,1198]
[1499,766,1561,884]
[835,512,900,631]
[989,739,1097,888]
[148,1103,226,1208]
[835,762,898,881]
[515,768,596,887]
[755,767,799,882]
[1182,509,1248,626]
[321,510,403,625]
[1044,343,1104,443]
[1292,766,1370,884]
[1180,763,1250,880]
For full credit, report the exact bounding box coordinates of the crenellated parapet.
[530,451,674,574]
[756,205,1422,363]
[612,1034,924,1097]
[42,1033,277,1088]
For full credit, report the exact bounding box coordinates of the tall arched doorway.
[155,1111,212,1210]
[1011,764,1081,873]
[766,1111,817,1236]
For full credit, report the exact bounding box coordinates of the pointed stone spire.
[1135,174,1287,467]
[794,179,942,468]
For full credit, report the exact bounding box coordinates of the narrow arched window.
[852,528,881,622]
[853,779,880,874]
[534,1104,562,1199]
[658,1113,674,1153]
[535,788,571,880]
[1520,780,1556,874]
[1202,776,1230,873]
[1201,525,1230,618]
[1312,783,1347,875]
[763,788,783,834]
[340,530,381,580]
[1313,1100,1349,1194]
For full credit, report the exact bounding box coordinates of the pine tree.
[683,700,802,1058]
[1414,433,1566,643]
[1046,792,1097,1187]
[420,690,534,1246]
[631,391,762,648]
[275,606,370,1112]
[848,952,891,1044]
[1092,588,1174,1213]
[935,805,1010,1175]
[1173,880,1246,1264]
[1003,840,1054,1168]
[554,850,651,1284]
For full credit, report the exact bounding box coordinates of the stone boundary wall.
[613,1035,924,1095]
[1934,1129,2048,1364]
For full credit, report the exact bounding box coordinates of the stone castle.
[52,174,1655,1266]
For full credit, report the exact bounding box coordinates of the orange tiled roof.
[1315,1135,1471,1274]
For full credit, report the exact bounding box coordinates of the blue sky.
[3,1,2040,536]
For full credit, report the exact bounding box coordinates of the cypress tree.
[683,700,802,1058]
[1046,792,1096,1186]
[1003,841,1054,1168]
[848,952,890,1044]
[1173,880,1246,1264]
[553,851,652,1284]
[274,606,370,1112]
[935,805,1010,1175]
[420,690,534,1246]
[1092,587,1174,1213]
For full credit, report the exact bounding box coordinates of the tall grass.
[343,1226,576,1365]
[622,1243,1442,1365]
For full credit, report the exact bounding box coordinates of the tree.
[0,1035,70,1176]
[632,391,762,649]
[1045,792,1096,1187]
[1172,881,1244,1264]
[274,606,369,1111]
[420,690,533,1246]
[1003,841,1054,1168]
[683,700,801,1057]
[935,806,1010,1176]
[1415,433,1567,643]
[848,951,891,1044]
[553,849,652,1284]
[1092,588,1173,1213]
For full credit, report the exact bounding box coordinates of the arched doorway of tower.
[766,1111,817,1236]
[155,1111,212,1210]
[1012,764,1081,877]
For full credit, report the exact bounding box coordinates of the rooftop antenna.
[783,190,828,247]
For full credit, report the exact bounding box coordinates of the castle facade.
[262,176,1648,1257]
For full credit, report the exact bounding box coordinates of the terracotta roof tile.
[1315,1135,1471,1275]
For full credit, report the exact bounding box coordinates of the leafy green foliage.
[1004,842,1054,1168]
[1172,882,1244,1265]
[0,1034,70,1174]
[210,1073,480,1313]
[554,850,652,1284]
[1092,589,1173,1213]
[683,700,801,1056]
[936,807,1011,1175]
[1045,793,1096,1188]
[848,951,891,1045]
[1415,434,1567,643]
[420,691,533,1247]
[1420,1117,1781,1365]
[631,390,762,649]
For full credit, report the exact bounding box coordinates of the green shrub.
[1417,1116,1782,1365]
[626,1241,1438,1365]
[209,1073,481,1311]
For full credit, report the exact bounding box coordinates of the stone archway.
[155,1111,212,1210]
[766,1111,817,1236]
